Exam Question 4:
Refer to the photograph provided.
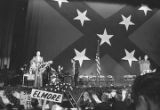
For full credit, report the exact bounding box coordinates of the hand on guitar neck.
[39,61,53,73]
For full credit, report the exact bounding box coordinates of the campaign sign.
[31,89,63,103]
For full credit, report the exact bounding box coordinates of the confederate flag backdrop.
[25,0,160,83]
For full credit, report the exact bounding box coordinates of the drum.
[50,75,60,83]
[63,75,72,84]
[27,74,35,80]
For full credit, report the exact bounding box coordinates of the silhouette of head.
[132,72,160,110]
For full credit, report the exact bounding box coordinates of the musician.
[50,67,58,84]
[57,65,64,82]
[139,55,151,75]
[30,51,44,88]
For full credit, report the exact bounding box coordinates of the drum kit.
[50,68,61,84]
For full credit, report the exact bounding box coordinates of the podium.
[22,74,35,87]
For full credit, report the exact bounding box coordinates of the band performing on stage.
[21,50,156,89]
[22,51,79,88]
[1,1,160,110]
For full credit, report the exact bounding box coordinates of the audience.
[0,71,159,110]
[94,92,112,110]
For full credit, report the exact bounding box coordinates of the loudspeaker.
[23,74,34,87]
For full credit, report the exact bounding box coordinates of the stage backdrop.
[25,0,160,83]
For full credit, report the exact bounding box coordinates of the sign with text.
[31,89,63,103]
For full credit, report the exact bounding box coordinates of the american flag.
[96,40,101,77]
[31,0,160,83]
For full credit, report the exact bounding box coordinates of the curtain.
[0,0,16,69]
[24,0,43,62]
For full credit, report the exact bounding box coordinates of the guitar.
[39,61,53,73]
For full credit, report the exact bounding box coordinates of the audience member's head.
[132,72,160,110]
[83,91,91,101]
[31,99,39,108]
[101,92,110,102]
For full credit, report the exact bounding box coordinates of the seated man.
[131,72,160,110]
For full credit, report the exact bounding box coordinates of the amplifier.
[22,74,35,87]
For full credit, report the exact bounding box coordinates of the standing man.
[30,51,44,88]
[139,55,152,75]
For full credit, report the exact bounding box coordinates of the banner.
[31,89,63,103]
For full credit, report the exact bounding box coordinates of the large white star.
[122,49,138,67]
[74,9,91,26]
[73,49,90,67]
[97,28,114,46]
[138,5,152,16]
[51,0,69,8]
[119,15,135,31]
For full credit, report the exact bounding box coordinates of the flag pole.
[96,40,101,87]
